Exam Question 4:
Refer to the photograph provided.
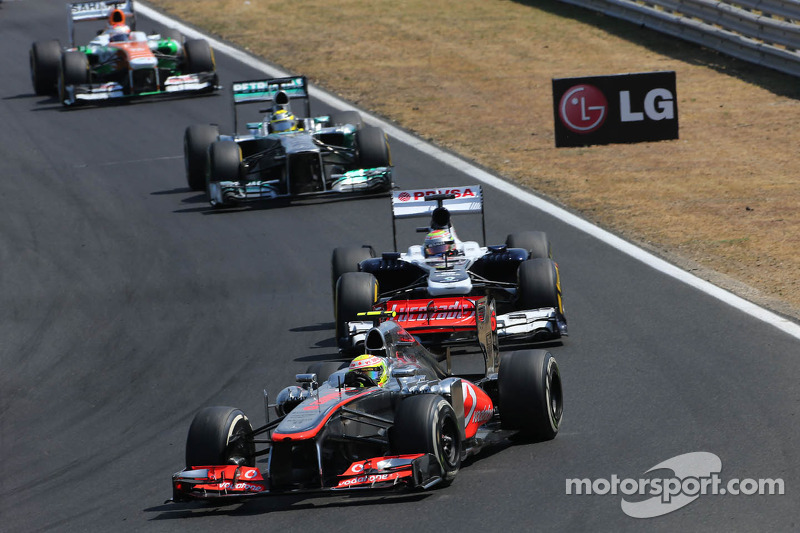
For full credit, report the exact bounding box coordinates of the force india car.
[332,185,567,351]
[169,319,563,501]
[29,0,218,106]
[183,76,393,207]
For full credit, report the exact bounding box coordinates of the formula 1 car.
[183,76,393,207]
[29,0,218,106]
[332,185,567,352]
[169,319,562,501]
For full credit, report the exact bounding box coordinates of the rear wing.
[390,185,485,251]
[68,0,136,47]
[231,76,310,134]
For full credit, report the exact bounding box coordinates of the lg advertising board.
[552,71,678,147]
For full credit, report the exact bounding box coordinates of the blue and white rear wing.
[391,186,483,219]
[68,0,136,46]
[390,186,485,250]
[231,76,308,105]
[231,76,310,134]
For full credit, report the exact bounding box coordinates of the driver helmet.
[424,228,456,257]
[348,354,389,387]
[269,108,297,133]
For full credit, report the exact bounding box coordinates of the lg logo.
[559,84,675,133]
[558,85,608,134]
[620,88,674,122]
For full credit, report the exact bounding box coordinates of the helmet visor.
[426,242,454,256]
[358,366,384,382]
[271,118,294,132]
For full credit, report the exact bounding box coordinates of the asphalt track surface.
[2,1,799,531]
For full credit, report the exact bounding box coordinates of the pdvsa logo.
[558,84,608,133]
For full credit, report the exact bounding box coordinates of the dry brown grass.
[152,0,800,319]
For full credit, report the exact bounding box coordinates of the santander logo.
[558,84,608,133]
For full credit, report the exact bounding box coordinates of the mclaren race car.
[29,0,218,106]
[169,319,562,501]
[332,185,567,351]
[183,76,393,207]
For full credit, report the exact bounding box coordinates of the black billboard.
[552,71,678,147]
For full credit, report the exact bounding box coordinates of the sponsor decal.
[470,407,493,425]
[216,481,264,492]
[389,301,475,322]
[336,472,401,488]
[552,71,678,147]
[566,452,784,518]
[558,84,608,134]
[71,1,108,13]
[233,78,304,94]
[398,191,412,202]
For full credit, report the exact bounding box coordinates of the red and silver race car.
[29,0,218,105]
[169,319,562,501]
[332,185,567,352]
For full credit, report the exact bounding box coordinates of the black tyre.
[160,28,183,43]
[61,50,89,85]
[331,246,375,301]
[329,110,363,129]
[208,140,242,185]
[506,231,551,259]
[498,350,562,441]
[392,395,462,482]
[516,258,562,312]
[184,124,219,191]
[30,40,62,96]
[185,406,255,468]
[356,126,391,168]
[184,39,215,73]
[59,51,89,105]
[306,361,349,385]
[334,272,378,348]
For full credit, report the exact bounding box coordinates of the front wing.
[207,167,393,206]
[61,72,218,106]
[170,454,441,502]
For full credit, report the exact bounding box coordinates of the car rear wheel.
[498,350,562,441]
[30,40,62,96]
[329,110,363,129]
[356,126,391,169]
[516,258,562,312]
[392,395,462,483]
[185,406,255,468]
[506,231,551,259]
[184,124,219,191]
[335,272,378,350]
[184,39,215,73]
[331,246,375,304]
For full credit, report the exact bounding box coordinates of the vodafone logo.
[398,191,411,202]
[558,84,608,134]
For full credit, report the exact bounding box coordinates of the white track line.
[139,2,800,340]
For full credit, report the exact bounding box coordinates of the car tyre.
[516,258,562,312]
[392,394,462,483]
[184,124,219,191]
[356,126,391,169]
[498,350,562,441]
[334,272,378,349]
[30,40,62,96]
[184,39,215,73]
[331,246,375,303]
[185,406,255,468]
[506,231,551,259]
